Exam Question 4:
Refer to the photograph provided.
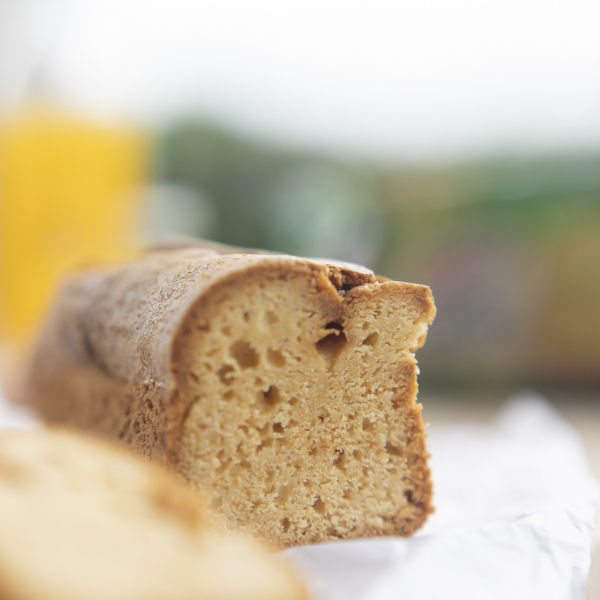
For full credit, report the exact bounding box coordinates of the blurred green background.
[1,1,599,398]
[151,120,600,394]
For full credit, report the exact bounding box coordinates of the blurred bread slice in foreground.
[20,245,436,547]
[0,429,307,600]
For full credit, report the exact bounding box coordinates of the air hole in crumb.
[216,458,232,474]
[353,449,363,460]
[362,418,374,431]
[243,311,250,322]
[256,438,273,453]
[222,326,232,336]
[281,517,291,532]
[325,321,343,331]
[309,447,318,457]
[385,442,403,456]
[318,410,330,423]
[267,348,286,367]
[289,397,298,406]
[312,497,326,515]
[189,371,201,384]
[362,332,379,346]
[266,310,279,324]
[217,364,235,385]
[333,450,346,471]
[343,489,353,500]
[303,479,312,488]
[273,422,284,433]
[288,419,298,428]
[261,385,281,407]
[230,460,251,476]
[361,322,370,331]
[222,390,234,400]
[316,328,347,367]
[196,321,210,332]
[230,340,259,369]
[276,485,290,504]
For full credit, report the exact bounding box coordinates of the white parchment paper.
[0,391,597,599]
[284,395,600,600]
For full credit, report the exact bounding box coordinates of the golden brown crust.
[18,245,436,547]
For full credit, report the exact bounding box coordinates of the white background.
[1,0,599,161]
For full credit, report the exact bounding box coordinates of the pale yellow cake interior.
[172,266,433,547]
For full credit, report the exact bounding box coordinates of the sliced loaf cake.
[21,245,436,547]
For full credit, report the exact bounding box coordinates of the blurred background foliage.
[1,1,599,397]
[152,120,600,392]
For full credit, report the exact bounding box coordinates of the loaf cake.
[21,244,436,547]
[0,429,307,600]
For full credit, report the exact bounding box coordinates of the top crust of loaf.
[22,247,435,464]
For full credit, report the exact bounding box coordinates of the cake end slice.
[170,259,435,546]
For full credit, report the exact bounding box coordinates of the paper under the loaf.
[284,395,599,600]
[0,391,597,599]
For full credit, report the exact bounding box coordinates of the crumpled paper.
[0,392,597,599]
[284,394,599,600]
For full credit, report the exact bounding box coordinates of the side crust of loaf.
[20,247,436,547]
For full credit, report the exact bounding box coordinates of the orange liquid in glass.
[0,109,146,354]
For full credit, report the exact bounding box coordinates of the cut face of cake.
[20,246,436,547]
[172,261,435,546]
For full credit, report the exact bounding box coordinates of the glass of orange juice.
[0,107,146,375]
